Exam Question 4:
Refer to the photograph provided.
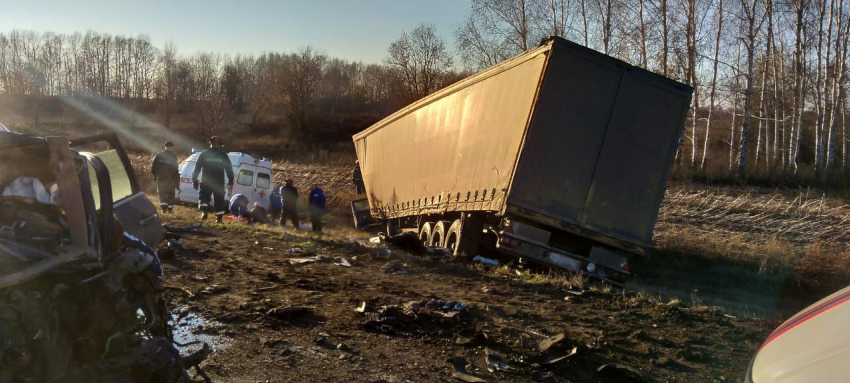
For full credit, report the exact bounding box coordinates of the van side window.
[237,169,254,186]
[257,173,271,189]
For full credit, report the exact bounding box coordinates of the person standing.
[192,136,234,223]
[150,141,179,213]
[353,160,365,194]
[308,184,327,233]
[269,184,282,223]
[279,179,299,228]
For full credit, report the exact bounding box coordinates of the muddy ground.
[159,207,770,383]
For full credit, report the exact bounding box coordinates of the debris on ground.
[267,306,313,320]
[287,247,303,253]
[164,224,203,233]
[381,260,404,274]
[596,363,663,383]
[287,254,351,267]
[449,356,488,382]
[153,207,771,382]
[484,348,517,373]
[473,255,499,266]
[167,238,184,252]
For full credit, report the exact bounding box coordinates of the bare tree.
[701,0,723,170]
[737,0,763,175]
[385,23,454,103]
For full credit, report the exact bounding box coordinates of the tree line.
[4,0,850,181]
[456,0,850,181]
[0,27,460,147]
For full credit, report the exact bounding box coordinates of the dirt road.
[159,207,769,383]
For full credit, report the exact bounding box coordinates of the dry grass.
[641,182,850,317]
[658,183,850,244]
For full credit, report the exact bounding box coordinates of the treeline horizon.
[3,0,850,185]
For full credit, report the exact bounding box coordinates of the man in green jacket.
[192,136,234,223]
[150,141,179,213]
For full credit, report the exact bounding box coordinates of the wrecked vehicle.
[0,132,207,382]
[351,37,693,284]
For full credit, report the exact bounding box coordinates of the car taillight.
[620,258,630,272]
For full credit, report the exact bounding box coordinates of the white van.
[177,150,274,210]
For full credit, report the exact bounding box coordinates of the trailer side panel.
[354,52,548,218]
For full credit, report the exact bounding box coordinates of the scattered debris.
[267,306,313,320]
[262,246,274,251]
[455,329,488,346]
[541,347,578,366]
[200,285,229,295]
[369,236,382,244]
[355,301,368,313]
[381,260,403,274]
[473,255,500,266]
[287,247,303,253]
[449,356,488,383]
[382,231,426,253]
[288,254,351,267]
[597,363,663,383]
[167,238,184,252]
[164,224,203,233]
[485,348,517,373]
[538,333,567,353]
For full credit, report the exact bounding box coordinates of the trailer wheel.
[445,219,462,255]
[432,221,449,247]
[419,222,433,246]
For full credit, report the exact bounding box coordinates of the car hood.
[752,286,850,382]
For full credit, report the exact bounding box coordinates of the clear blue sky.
[0,0,470,64]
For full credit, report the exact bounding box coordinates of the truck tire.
[445,219,462,255]
[432,221,449,247]
[419,222,433,246]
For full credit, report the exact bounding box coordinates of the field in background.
[638,183,850,317]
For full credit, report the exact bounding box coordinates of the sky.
[0,0,471,64]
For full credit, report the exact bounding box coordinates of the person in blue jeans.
[308,184,327,232]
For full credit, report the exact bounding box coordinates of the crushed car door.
[71,133,164,248]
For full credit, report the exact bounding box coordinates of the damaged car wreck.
[0,132,210,382]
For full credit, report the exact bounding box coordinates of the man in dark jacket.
[269,184,282,222]
[279,178,299,228]
[150,141,179,213]
[353,160,365,194]
[192,136,234,223]
[308,184,327,233]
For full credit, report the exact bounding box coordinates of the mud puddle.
[170,307,232,353]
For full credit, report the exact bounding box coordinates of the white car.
[746,285,850,382]
[177,150,274,210]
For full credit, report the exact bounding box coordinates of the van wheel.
[432,221,449,247]
[419,222,433,246]
[445,219,462,255]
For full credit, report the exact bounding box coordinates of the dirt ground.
[159,206,770,383]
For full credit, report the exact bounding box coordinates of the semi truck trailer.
[351,37,693,284]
